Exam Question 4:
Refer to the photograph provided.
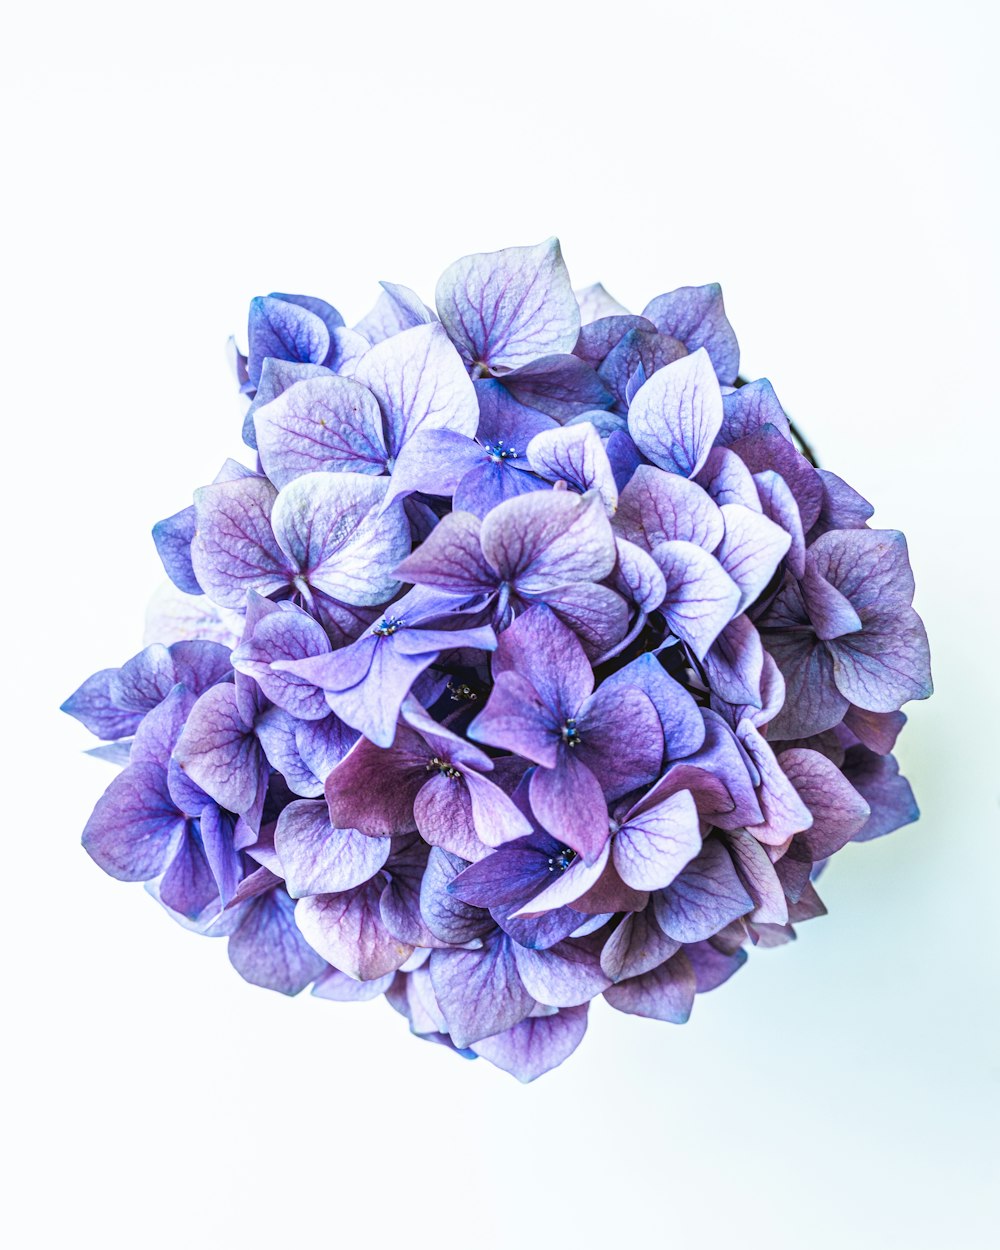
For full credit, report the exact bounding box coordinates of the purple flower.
[65,237,932,1080]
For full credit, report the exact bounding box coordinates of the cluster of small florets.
[64,240,932,1081]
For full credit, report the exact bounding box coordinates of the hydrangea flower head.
[64,239,932,1081]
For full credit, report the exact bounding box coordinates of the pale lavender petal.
[719,378,791,445]
[512,940,611,1007]
[191,476,291,608]
[470,1004,588,1083]
[419,847,494,945]
[613,788,702,891]
[393,510,497,596]
[275,799,389,898]
[716,503,790,613]
[430,932,536,1048]
[296,882,412,980]
[738,719,813,843]
[576,282,629,319]
[481,489,617,593]
[312,967,394,1002]
[655,539,741,660]
[685,940,747,991]
[754,470,806,579]
[779,747,871,861]
[627,349,724,478]
[174,684,268,828]
[353,322,479,459]
[254,374,387,484]
[641,284,739,384]
[614,464,724,552]
[829,607,932,712]
[702,615,765,708]
[696,446,761,510]
[436,238,580,370]
[526,423,618,513]
[232,598,331,720]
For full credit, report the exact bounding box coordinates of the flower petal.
[627,348,724,477]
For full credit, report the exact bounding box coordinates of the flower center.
[546,847,576,873]
[483,439,518,463]
[426,756,461,780]
[372,615,403,637]
[560,718,582,747]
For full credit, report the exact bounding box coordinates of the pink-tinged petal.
[325,734,426,835]
[843,706,906,754]
[696,446,761,510]
[569,858,648,915]
[82,763,187,881]
[461,767,533,848]
[754,470,806,579]
[719,378,792,445]
[254,374,387,484]
[429,932,536,1048]
[228,887,325,996]
[414,773,488,862]
[393,510,497,595]
[829,607,933,712]
[419,848,494,945]
[380,840,445,948]
[275,799,389,898]
[779,747,871,861]
[490,604,593,715]
[654,838,752,942]
[654,540,741,660]
[725,830,788,925]
[191,477,292,608]
[468,669,560,767]
[842,746,919,843]
[685,939,748,991]
[765,631,849,740]
[738,719,814,843]
[295,882,412,980]
[436,237,580,371]
[702,615,765,708]
[604,949,697,1022]
[174,684,267,829]
[641,284,739,384]
[470,1004,589,1083]
[271,472,410,606]
[601,906,680,982]
[627,348,723,477]
[513,940,611,1007]
[716,502,791,613]
[526,423,618,513]
[353,322,479,458]
[615,463,724,552]
[613,788,702,891]
[482,489,617,593]
[529,755,610,864]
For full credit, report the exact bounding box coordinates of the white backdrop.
[4,3,997,1247]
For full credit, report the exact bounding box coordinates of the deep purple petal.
[603,950,697,1022]
[642,284,739,384]
[228,887,325,995]
[654,838,753,942]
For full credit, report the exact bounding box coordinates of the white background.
[3,3,997,1247]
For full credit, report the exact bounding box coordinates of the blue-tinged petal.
[384,428,483,507]
[242,358,334,450]
[420,847,494,944]
[498,353,612,420]
[191,476,291,609]
[627,348,723,478]
[199,803,241,906]
[701,615,765,708]
[609,537,667,614]
[353,282,434,344]
[686,939,747,991]
[842,746,919,842]
[270,292,344,337]
[254,374,387,484]
[574,314,655,366]
[232,598,331,720]
[275,799,389,898]
[429,932,536,1048]
[598,327,687,410]
[813,468,875,531]
[696,446,761,511]
[729,426,823,531]
[152,506,202,595]
[718,378,791,445]
[82,762,187,880]
[228,887,326,995]
[247,295,331,388]
[598,653,705,763]
[830,608,932,713]
[603,950,697,1022]
[436,237,580,371]
[159,826,219,920]
[353,322,478,459]
[110,644,176,712]
[62,669,142,740]
[641,284,739,384]
[393,510,497,596]
[271,471,409,606]
[174,684,268,828]
[753,470,806,579]
[764,630,849,740]
[312,967,395,1002]
[490,605,593,717]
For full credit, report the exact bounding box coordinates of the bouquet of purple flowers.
[64,239,932,1080]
